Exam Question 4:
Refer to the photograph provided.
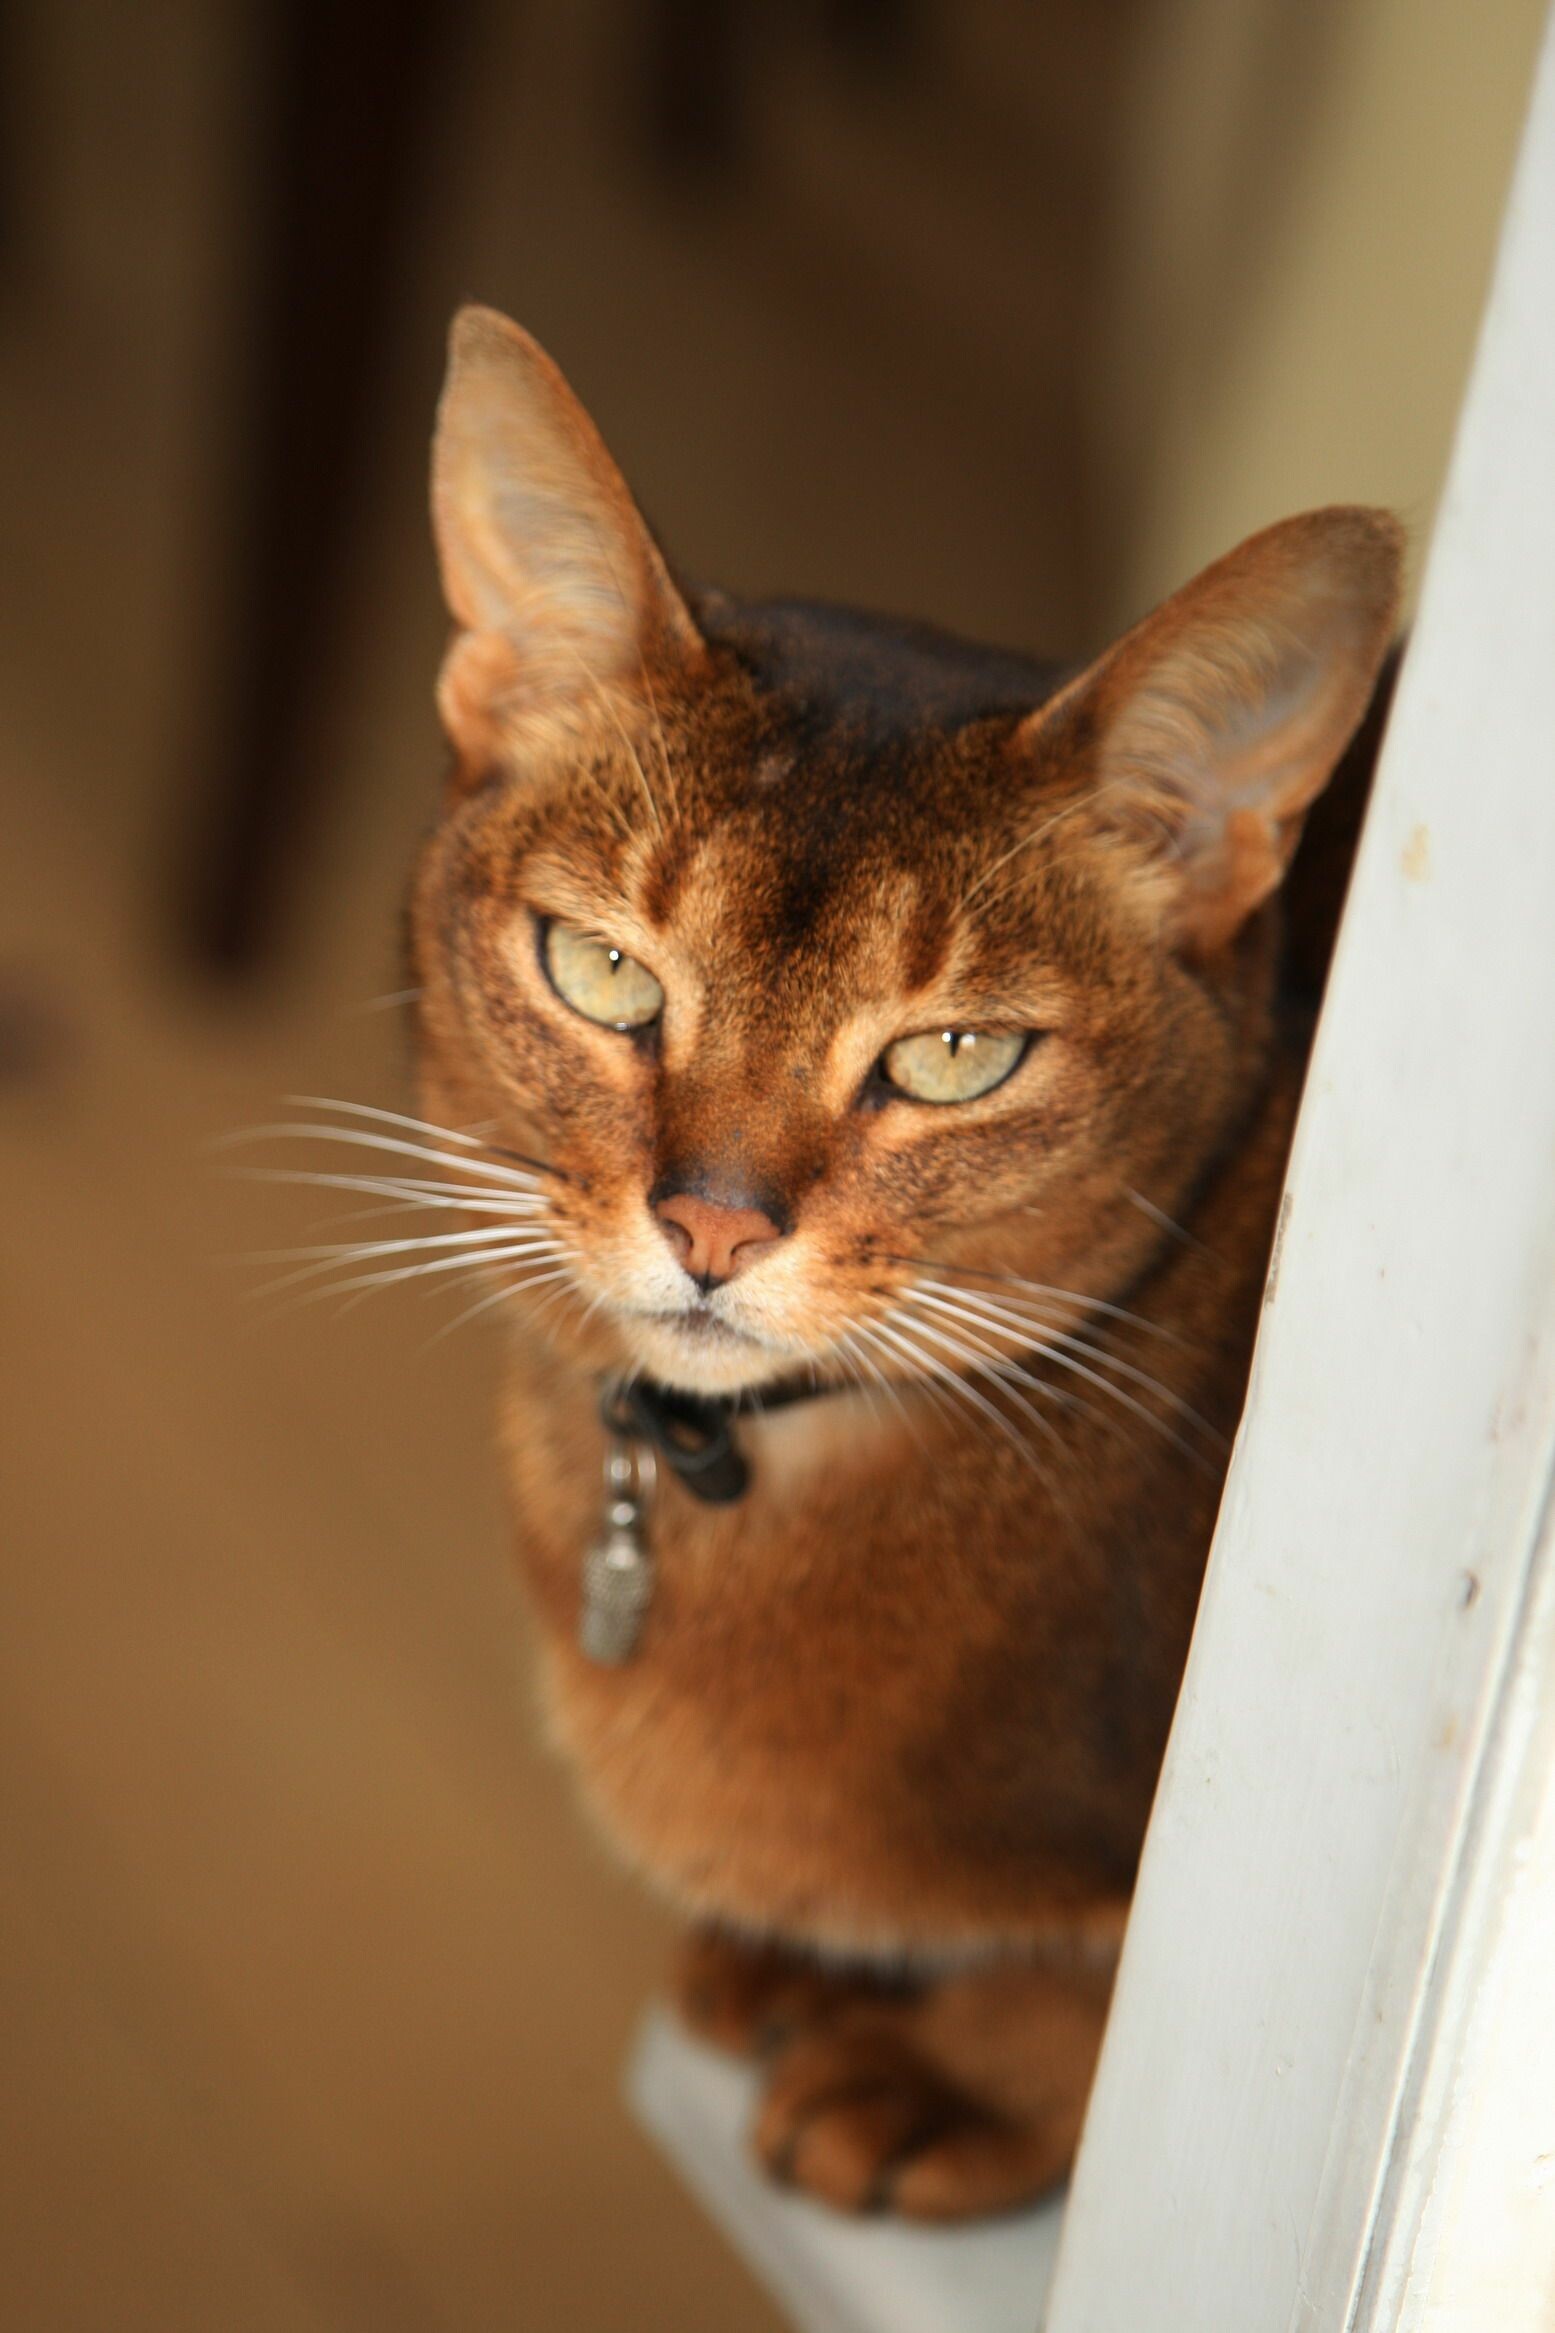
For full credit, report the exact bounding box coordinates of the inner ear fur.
[431,305,704,762]
[1029,507,1404,956]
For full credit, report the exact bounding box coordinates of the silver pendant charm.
[579,1439,657,1666]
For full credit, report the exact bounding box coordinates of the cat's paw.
[752,2016,1075,2220]
[671,1927,891,2059]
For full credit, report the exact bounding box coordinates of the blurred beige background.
[0,3,1544,2328]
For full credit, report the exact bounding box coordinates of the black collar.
[601,1373,843,1505]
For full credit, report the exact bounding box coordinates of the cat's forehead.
[622,737,1078,1027]
[633,598,1074,941]
[646,793,953,999]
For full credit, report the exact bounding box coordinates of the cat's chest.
[515,1413,985,1695]
[499,1393,1148,1943]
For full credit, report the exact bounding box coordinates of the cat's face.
[411,309,1400,1398]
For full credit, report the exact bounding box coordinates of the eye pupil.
[944,1030,962,1056]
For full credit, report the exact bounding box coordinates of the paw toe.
[752,2023,1074,2220]
[887,2113,1073,2221]
[753,2030,954,2213]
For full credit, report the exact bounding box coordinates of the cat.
[405,304,1401,2220]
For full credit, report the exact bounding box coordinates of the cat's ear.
[431,306,704,760]
[1026,508,1403,955]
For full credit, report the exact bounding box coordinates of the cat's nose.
[653,1190,784,1290]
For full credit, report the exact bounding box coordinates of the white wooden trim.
[1045,12,1555,2328]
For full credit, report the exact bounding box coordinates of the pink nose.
[654,1192,783,1287]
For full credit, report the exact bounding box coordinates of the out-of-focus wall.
[1098,0,1548,622]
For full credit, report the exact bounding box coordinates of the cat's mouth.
[647,1304,762,1348]
[616,1296,810,1395]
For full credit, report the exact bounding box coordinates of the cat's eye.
[880,1028,1027,1104]
[542,921,664,1030]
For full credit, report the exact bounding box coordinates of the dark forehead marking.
[638,594,1076,946]
[697,592,1071,748]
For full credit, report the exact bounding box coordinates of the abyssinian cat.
[392,306,1401,2220]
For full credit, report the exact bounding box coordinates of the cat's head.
[410,306,1400,1398]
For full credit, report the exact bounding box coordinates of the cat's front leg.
[746,1947,1117,2220]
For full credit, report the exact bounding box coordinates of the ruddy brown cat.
[405,305,1400,2219]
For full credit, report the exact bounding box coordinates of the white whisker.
[1124,1186,1212,1256]
[906,1259,1183,1346]
[432,1263,577,1342]
[220,1123,545,1190]
[899,1290,1087,1422]
[890,1302,1072,1458]
[863,1316,1042,1468]
[912,1283,1222,1463]
[233,1167,548,1215]
[257,1222,561,1269]
[257,1237,562,1308]
[832,1328,914,1431]
[851,1319,968,1441]
[351,989,423,1015]
[916,1282,1217,1427]
[281,1094,492,1148]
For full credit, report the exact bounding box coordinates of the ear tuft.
[431,306,701,757]
[1040,508,1404,954]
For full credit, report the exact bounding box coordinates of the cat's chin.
[624,1309,807,1398]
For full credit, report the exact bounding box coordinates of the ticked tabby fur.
[405,307,1400,2219]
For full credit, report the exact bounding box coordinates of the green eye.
[543,921,664,1030]
[880,1028,1026,1104]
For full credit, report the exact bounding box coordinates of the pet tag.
[579,1438,656,1665]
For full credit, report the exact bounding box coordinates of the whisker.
[331,1251,565,1320]
[912,1284,1222,1464]
[832,1328,914,1432]
[892,1255,1183,1345]
[887,1303,1085,1521]
[247,1223,561,1296]
[258,1221,557,1264]
[851,1319,970,1442]
[1123,1186,1213,1256]
[352,988,423,1015]
[432,1263,578,1342]
[881,1315,1048,1464]
[570,1286,612,1337]
[280,1095,491,1149]
[341,1247,568,1317]
[898,1289,1089,1421]
[292,1196,477,1232]
[889,1303,1072,1458]
[220,1123,546,1190]
[527,1273,593,1333]
[958,790,1094,912]
[256,1236,562,1308]
[958,778,1139,919]
[915,1282,1219,1431]
[896,1288,1165,1475]
[232,1167,549,1214]
[862,1315,1043,1469]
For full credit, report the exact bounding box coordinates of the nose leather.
[654,1191,783,1287]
